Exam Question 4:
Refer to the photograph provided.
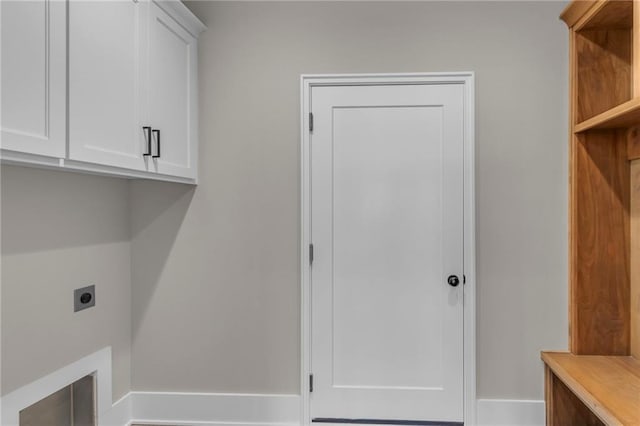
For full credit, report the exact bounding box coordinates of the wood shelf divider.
[575,98,640,132]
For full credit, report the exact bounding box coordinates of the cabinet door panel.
[68,0,146,170]
[1,0,66,157]
[148,1,197,179]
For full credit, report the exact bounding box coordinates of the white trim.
[130,423,290,426]
[0,150,197,184]
[130,392,300,426]
[1,384,542,426]
[476,399,545,426]
[299,72,476,425]
[462,72,477,426]
[152,0,206,37]
[100,393,133,426]
[0,347,114,426]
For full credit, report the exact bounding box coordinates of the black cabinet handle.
[152,129,161,158]
[142,126,152,156]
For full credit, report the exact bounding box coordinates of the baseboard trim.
[100,393,133,426]
[476,399,544,426]
[130,392,300,426]
[4,381,543,426]
[130,422,294,426]
[128,394,544,426]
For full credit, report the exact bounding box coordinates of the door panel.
[332,106,445,391]
[311,84,464,422]
[1,0,66,157]
[68,0,145,170]
[147,1,197,179]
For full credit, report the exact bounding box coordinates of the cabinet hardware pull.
[152,129,161,158]
[142,126,152,156]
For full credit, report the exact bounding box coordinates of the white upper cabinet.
[1,0,205,183]
[68,0,146,171]
[1,0,67,158]
[146,0,200,179]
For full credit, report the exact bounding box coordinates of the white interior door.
[310,83,464,423]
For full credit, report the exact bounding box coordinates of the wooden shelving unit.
[542,1,640,424]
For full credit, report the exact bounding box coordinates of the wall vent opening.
[19,374,96,426]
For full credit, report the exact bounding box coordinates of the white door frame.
[300,73,476,426]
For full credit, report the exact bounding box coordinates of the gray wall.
[1,166,132,400]
[132,1,569,400]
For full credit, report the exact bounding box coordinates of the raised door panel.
[68,0,146,171]
[147,1,197,179]
[1,0,66,158]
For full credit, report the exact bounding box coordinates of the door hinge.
[463,275,466,284]
[309,374,314,392]
[309,244,314,265]
[309,112,314,132]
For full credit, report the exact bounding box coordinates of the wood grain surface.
[628,126,640,160]
[631,160,640,358]
[561,0,598,28]
[578,0,633,31]
[542,352,640,426]
[575,98,640,131]
[572,130,630,355]
[545,364,606,426]
[576,29,632,123]
[634,0,640,97]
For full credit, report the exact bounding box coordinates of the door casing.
[300,73,476,426]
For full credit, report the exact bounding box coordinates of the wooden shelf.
[542,352,640,425]
[575,98,640,132]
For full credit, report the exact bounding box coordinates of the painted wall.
[131,1,569,400]
[1,166,131,400]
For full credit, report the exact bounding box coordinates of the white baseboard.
[2,360,544,426]
[129,394,544,426]
[476,399,545,426]
[130,392,301,426]
[100,393,133,426]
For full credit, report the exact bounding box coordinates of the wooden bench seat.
[542,352,640,426]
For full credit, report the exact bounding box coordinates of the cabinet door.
[1,0,66,158]
[147,1,198,179]
[68,0,146,171]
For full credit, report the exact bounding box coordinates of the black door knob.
[447,275,460,287]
